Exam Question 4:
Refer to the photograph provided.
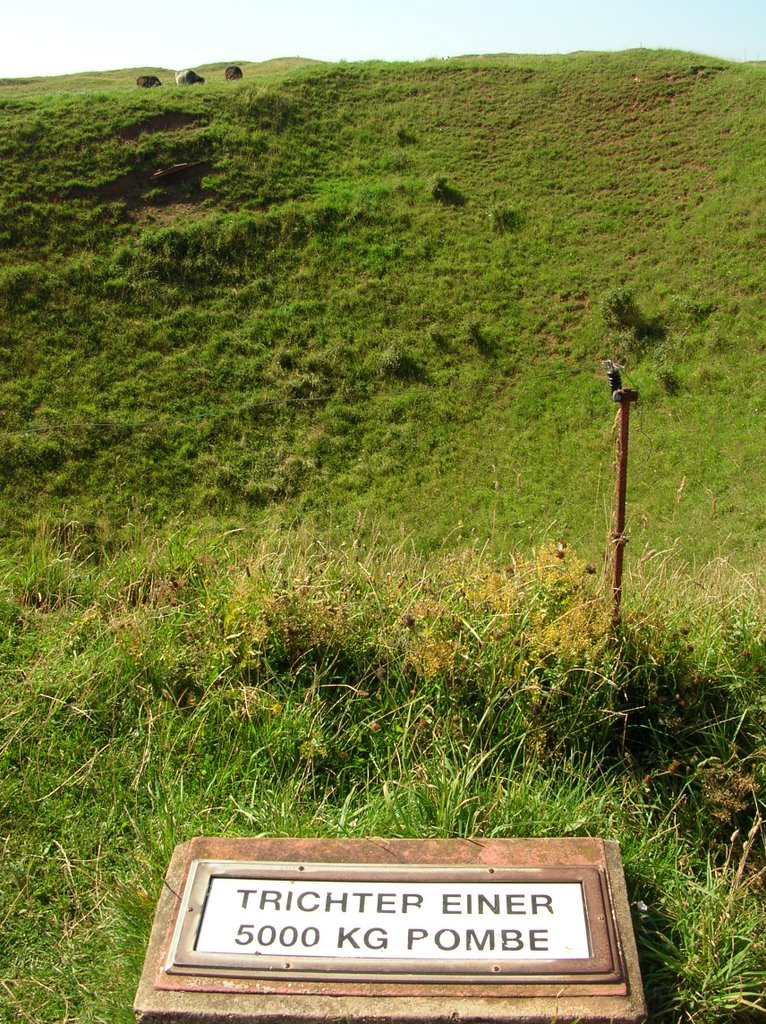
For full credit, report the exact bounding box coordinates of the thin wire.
[618,364,657,463]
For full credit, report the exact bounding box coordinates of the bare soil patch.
[65,160,215,219]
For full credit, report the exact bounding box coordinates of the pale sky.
[2,0,766,78]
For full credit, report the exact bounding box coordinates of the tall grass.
[2,522,764,1021]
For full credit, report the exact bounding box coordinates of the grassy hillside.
[2,53,766,1024]
[1,50,765,562]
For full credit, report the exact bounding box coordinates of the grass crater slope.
[1,50,765,562]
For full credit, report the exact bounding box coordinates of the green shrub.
[430,175,465,206]
[600,287,643,333]
[601,287,666,359]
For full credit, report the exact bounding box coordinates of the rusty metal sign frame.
[166,859,623,986]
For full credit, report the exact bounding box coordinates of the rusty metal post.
[612,388,638,626]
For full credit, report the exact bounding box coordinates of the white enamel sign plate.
[195,877,589,960]
[167,860,617,982]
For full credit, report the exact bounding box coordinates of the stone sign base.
[134,836,646,1024]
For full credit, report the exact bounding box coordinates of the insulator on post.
[606,360,623,401]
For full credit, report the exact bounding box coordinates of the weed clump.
[377,341,422,380]
[430,175,465,206]
[601,286,666,362]
[490,203,523,233]
[395,125,417,145]
[461,318,496,354]
[601,287,643,334]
